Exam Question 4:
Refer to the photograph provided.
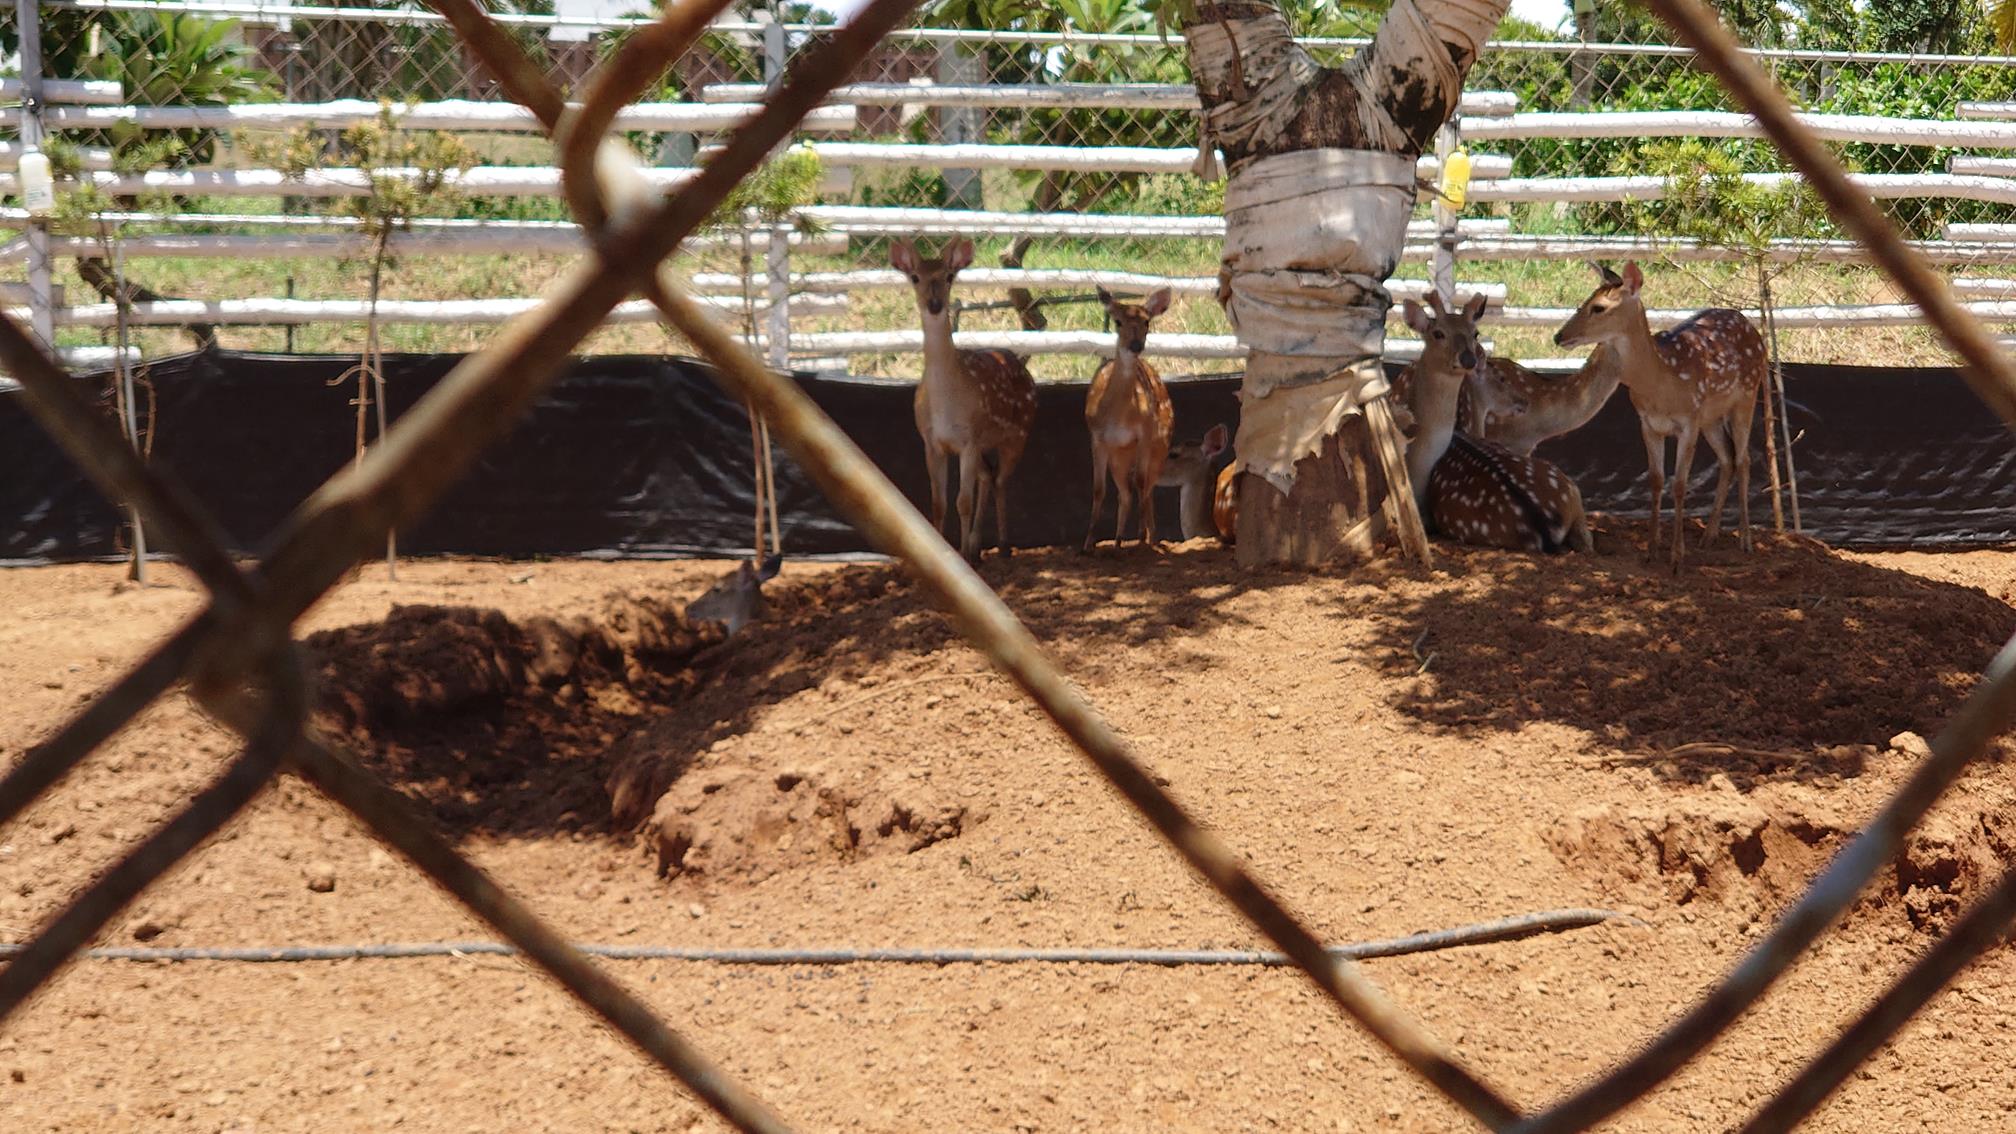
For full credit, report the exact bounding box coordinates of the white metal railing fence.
[7,5,2016,368]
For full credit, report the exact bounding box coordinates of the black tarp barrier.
[3,349,2012,562]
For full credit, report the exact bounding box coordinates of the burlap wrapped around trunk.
[1185,0,1503,499]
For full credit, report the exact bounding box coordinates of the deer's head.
[1555,260,1643,348]
[890,237,973,320]
[1159,422,1230,486]
[1099,286,1171,356]
[1402,291,1487,407]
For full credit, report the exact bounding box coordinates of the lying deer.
[1555,261,1765,567]
[891,237,1038,562]
[1403,293,1593,554]
[1083,286,1174,551]
[1157,422,1236,543]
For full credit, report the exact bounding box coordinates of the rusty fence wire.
[6,0,2016,1132]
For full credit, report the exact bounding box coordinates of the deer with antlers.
[1083,286,1175,551]
[1555,261,1766,568]
[891,237,1038,562]
[1403,293,1593,554]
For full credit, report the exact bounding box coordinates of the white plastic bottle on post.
[19,147,55,216]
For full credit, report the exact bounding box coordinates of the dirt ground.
[4,535,2016,1133]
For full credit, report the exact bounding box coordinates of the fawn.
[890,237,1038,562]
[1555,260,1765,568]
[1403,293,1593,554]
[1083,286,1175,551]
[1157,422,1236,543]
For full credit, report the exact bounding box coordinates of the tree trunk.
[1183,0,1507,568]
[1237,419,1384,567]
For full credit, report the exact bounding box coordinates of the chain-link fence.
[7,1,2016,1132]
[3,4,2016,377]
[8,4,2016,375]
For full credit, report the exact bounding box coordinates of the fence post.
[1431,124,1458,306]
[15,0,57,350]
[937,42,984,210]
[761,15,786,84]
[759,15,792,369]
[765,219,791,370]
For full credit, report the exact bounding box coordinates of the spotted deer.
[891,237,1038,562]
[1465,348,1624,456]
[1213,462,1238,546]
[1403,293,1593,554]
[1083,286,1175,551]
[1555,261,1766,568]
[1157,422,1233,542]
[1390,343,1621,458]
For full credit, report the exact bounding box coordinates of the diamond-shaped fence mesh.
[7,3,2016,1129]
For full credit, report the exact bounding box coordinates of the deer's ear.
[944,238,974,273]
[1204,422,1229,456]
[1097,285,1115,308]
[890,240,917,273]
[1463,292,1488,322]
[1402,299,1432,333]
[1622,261,1644,294]
[1144,287,1172,317]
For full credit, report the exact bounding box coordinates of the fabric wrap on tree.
[1220,149,1413,492]
[1186,0,1499,497]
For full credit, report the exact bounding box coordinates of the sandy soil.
[3,537,2016,1133]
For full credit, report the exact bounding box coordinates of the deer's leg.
[1139,442,1168,548]
[1700,422,1735,548]
[956,447,983,562]
[974,462,994,554]
[1083,443,1109,554]
[1729,381,1761,552]
[924,444,949,540]
[1638,418,1667,562]
[1670,425,1701,571]
[1136,464,1159,547]
[1112,447,1138,548]
[994,446,1021,559]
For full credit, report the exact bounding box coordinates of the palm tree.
[1176,0,1509,566]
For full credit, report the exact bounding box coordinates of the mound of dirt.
[308,595,713,729]
[1364,531,2015,754]
[1549,733,2016,934]
[602,534,2015,917]
[304,592,721,834]
[649,761,978,881]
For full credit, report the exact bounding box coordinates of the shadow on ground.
[306,528,2013,841]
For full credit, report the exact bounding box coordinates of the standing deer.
[891,237,1038,562]
[1554,261,1766,567]
[1157,422,1234,542]
[1403,293,1593,554]
[1083,286,1174,551]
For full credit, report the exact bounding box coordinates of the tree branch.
[75,257,218,350]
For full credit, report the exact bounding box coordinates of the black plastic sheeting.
[3,349,2012,562]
